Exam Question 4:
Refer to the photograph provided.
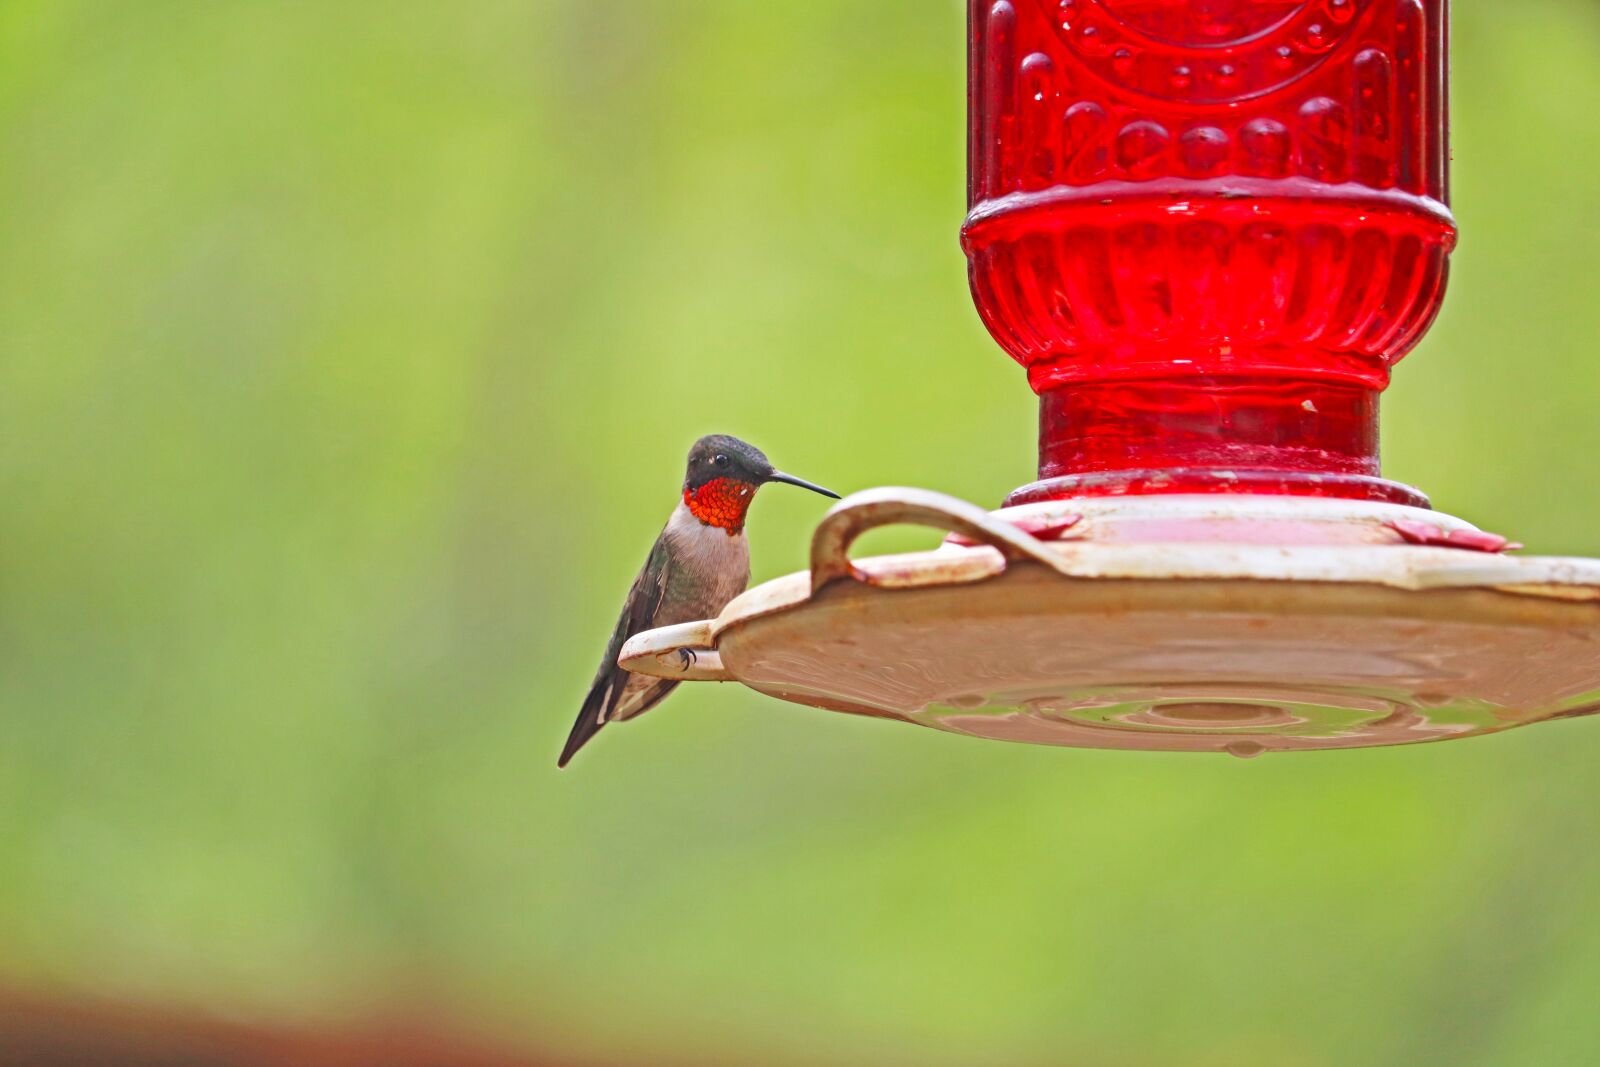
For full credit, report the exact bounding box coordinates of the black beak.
[767,470,840,499]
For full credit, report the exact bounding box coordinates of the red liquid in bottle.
[964,0,1454,505]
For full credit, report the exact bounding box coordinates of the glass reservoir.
[964,0,1454,505]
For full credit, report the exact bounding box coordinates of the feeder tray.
[620,489,1600,755]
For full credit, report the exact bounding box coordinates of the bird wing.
[558,535,679,767]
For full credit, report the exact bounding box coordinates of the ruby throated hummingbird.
[560,435,839,767]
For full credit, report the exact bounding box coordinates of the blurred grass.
[2,2,1600,1065]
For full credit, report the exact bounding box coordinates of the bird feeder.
[620,0,1600,755]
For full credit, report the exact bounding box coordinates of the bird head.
[681,434,838,533]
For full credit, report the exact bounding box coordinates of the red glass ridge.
[965,0,1454,505]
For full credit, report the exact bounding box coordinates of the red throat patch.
[684,477,755,534]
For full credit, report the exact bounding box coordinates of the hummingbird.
[560,435,839,767]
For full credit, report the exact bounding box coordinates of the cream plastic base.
[619,490,1600,755]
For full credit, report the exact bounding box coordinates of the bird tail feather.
[558,673,617,768]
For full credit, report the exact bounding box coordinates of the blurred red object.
[0,987,583,1067]
[964,0,1454,505]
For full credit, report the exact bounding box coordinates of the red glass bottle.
[964,0,1454,505]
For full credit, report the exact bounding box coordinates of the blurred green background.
[3,2,1600,1064]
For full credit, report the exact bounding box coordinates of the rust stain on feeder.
[1388,518,1523,554]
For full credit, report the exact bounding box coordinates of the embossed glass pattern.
[965,0,1454,504]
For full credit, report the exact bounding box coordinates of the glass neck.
[1007,376,1427,508]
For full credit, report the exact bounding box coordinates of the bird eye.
[713,454,730,468]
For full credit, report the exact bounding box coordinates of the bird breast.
[662,501,752,621]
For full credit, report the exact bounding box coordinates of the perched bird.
[560,435,838,767]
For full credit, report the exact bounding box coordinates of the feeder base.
[619,491,1600,755]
